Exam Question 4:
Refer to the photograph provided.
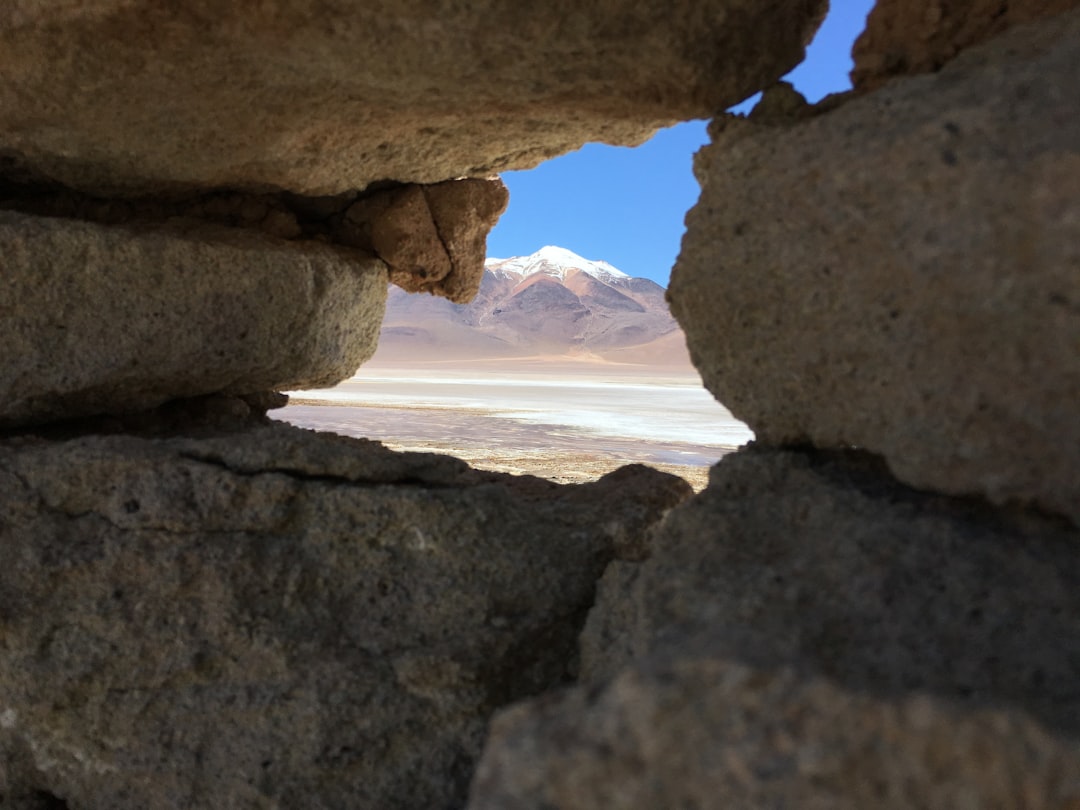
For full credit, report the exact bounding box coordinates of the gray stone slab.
[0,211,387,427]
[0,0,826,195]
[0,422,689,809]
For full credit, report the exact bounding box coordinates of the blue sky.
[486,0,877,285]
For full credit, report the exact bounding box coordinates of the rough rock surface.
[341,178,509,302]
[669,12,1080,524]
[852,0,1080,90]
[468,654,1080,810]
[0,0,827,196]
[2,176,507,303]
[0,210,388,428]
[466,446,1080,808]
[581,447,1080,735]
[0,422,690,810]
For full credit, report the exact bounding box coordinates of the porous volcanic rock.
[468,446,1080,808]
[669,12,1080,524]
[0,0,826,196]
[581,447,1080,734]
[852,0,1080,90]
[0,423,690,810]
[0,210,387,428]
[468,654,1080,810]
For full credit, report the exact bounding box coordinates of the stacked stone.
[0,2,835,809]
[0,174,519,429]
[0,0,821,430]
[469,5,1080,809]
[5,1,1076,807]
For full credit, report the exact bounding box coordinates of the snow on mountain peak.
[485,245,630,283]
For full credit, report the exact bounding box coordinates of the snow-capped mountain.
[371,246,692,366]
[486,245,629,285]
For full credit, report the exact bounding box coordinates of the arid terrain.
[278,357,752,490]
[278,247,751,489]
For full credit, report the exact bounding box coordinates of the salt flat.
[278,359,753,487]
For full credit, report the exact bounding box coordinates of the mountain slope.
[371,246,692,366]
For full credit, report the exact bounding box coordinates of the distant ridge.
[370,246,693,367]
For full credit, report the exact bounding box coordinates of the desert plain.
[278,356,752,490]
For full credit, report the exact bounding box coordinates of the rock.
[345,186,454,292]
[0,210,387,428]
[852,0,1080,90]
[2,176,505,303]
[469,446,1080,808]
[420,179,511,303]
[341,178,509,303]
[668,12,1080,524]
[747,80,815,124]
[581,447,1080,735]
[22,392,292,440]
[468,653,1080,810]
[0,422,690,809]
[0,0,827,196]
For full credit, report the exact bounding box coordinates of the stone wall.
[1,1,1078,808]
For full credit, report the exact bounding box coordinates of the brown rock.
[0,0,827,196]
[852,0,1080,90]
[350,185,454,290]
[0,210,387,427]
[421,178,510,303]
[468,654,1080,810]
[1,0,133,29]
[0,423,690,809]
[669,12,1080,524]
[342,178,509,303]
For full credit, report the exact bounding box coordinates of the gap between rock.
[0,170,507,302]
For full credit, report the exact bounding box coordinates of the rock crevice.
[0,173,507,302]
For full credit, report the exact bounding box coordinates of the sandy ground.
[277,359,753,490]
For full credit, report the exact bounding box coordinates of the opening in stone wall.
[277,1,875,490]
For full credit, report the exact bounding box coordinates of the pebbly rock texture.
[580,447,1080,735]
[669,11,1080,525]
[0,422,691,810]
[0,0,827,197]
[851,0,1080,90]
[467,446,1080,808]
[468,654,1080,810]
[0,210,388,428]
[2,1,134,29]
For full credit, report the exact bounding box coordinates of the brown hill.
[370,246,693,366]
